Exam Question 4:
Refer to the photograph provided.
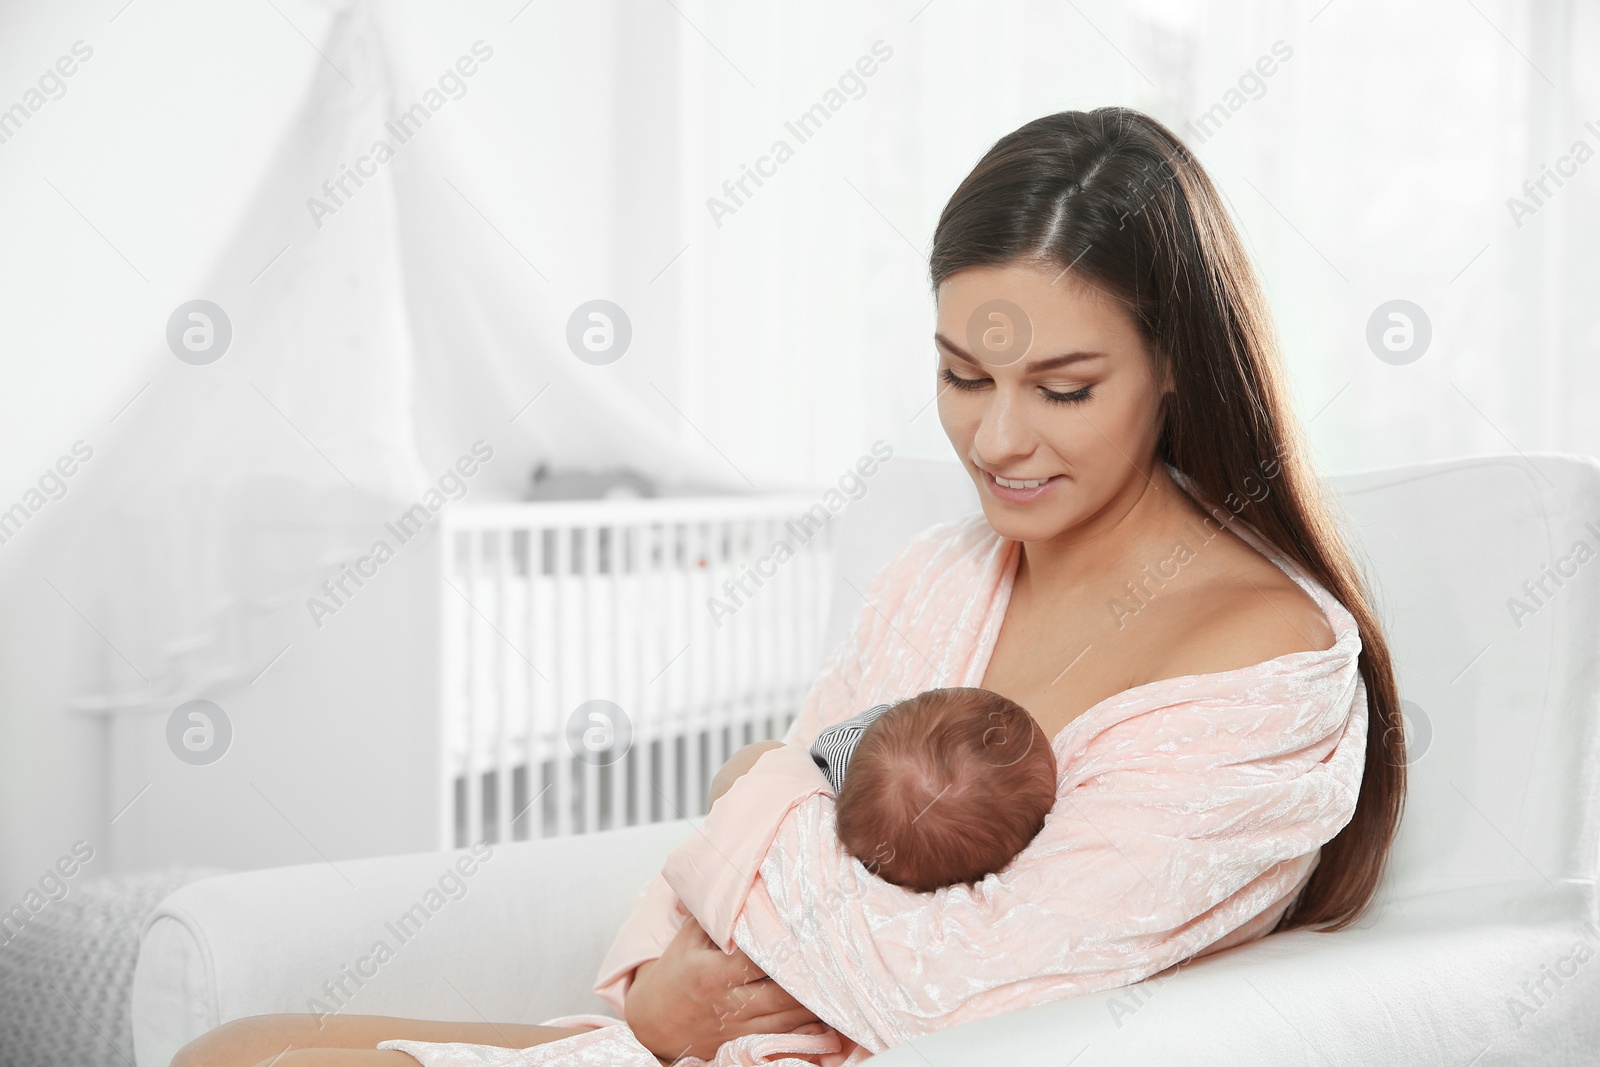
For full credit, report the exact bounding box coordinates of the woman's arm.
[709,740,787,806]
[604,521,964,1051]
[593,738,798,1013]
[593,742,825,1061]
[667,672,1369,1051]
[591,871,686,1015]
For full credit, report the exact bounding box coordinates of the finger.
[703,946,767,986]
[723,1007,826,1042]
[698,958,763,998]
[709,976,781,1021]
[725,979,812,1019]
[708,979,807,1036]
[692,957,767,1005]
[723,985,825,1023]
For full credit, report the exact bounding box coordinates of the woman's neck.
[1012,461,1204,601]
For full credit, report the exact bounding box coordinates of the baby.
[709,687,1057,893]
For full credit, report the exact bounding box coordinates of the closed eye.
[940,366,1094,406]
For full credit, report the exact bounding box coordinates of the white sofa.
[133,453,1600,1066]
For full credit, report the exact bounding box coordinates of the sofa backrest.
[1331,453,1600,900]
[823,452,1600,903]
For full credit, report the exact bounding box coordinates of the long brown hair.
[928,107,1404,930]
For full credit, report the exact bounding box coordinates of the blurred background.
[0,0,1595,1026]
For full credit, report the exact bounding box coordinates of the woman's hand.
[623,914,823,1062]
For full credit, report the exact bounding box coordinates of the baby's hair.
[834,687,1057,893]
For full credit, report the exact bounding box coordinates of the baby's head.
[833,687,1057,893]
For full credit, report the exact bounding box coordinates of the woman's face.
[935,261,1173,544]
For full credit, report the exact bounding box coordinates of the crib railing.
[439,495,834,848]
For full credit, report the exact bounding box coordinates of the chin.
[976,500,1071,543]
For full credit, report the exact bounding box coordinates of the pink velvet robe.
[381,494,1368,1067]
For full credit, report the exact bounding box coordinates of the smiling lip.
[980,468,1061,503]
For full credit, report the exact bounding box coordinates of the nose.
[971,379,1035,468]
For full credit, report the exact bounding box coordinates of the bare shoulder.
[1146,542,1338,683]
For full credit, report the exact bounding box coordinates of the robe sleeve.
[601,520,951,1012]
[591,872,690,1016]
[588,521,943,1013]
[668,663,1369,1051]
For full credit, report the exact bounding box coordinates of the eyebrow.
[933,333,1107,372]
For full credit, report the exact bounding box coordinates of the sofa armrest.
[132,819,696,1067]
[872,888,1599,1066]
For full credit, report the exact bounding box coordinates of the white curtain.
[46,0,1598,724]
[46,0,739,716]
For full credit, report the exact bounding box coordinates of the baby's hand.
[708,740,786,806]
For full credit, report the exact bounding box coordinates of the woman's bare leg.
[254,1052,417,1067]
[172,1013,590,1067]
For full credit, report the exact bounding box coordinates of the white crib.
[438,495,834,849]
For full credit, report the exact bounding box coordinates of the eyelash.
[939,366,1095,406]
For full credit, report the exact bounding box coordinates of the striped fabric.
[808,703,894,793]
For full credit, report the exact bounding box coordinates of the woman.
[176,106,1405,1067]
